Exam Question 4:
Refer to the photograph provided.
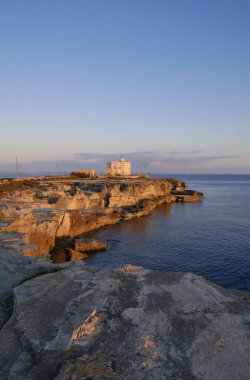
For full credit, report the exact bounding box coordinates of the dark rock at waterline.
[50,238,108,263]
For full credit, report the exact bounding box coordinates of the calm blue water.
[84,175,250,291]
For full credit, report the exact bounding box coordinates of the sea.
[86,174,250,292]
[1,173,250,291]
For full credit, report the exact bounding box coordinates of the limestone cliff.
[0,178,194,257]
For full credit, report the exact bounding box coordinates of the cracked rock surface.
[0,263,249,380]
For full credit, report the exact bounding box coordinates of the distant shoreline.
[1,172,250,180]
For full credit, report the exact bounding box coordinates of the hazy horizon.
[1,1,249,174]
[1,151,250,175]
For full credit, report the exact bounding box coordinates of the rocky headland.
[1,177,249,379]
[0,177,202,259]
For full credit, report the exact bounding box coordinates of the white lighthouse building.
[104,155,131,177]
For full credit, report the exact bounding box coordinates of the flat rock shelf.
[0,263,249,380]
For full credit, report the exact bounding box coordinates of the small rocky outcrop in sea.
[51,238,108,263]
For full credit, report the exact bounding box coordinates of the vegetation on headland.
[42,173,86,181]
[0,179,39,196]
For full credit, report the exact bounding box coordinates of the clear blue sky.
[0,0,249,173]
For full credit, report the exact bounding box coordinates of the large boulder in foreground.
[0,264,249,380]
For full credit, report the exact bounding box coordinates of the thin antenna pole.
[16,156,18,178]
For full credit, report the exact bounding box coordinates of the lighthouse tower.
[104,155,131,176]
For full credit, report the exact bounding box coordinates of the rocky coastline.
[0,176,249,379]
[0,177,202,259]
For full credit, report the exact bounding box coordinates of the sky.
[0,0,249,174]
